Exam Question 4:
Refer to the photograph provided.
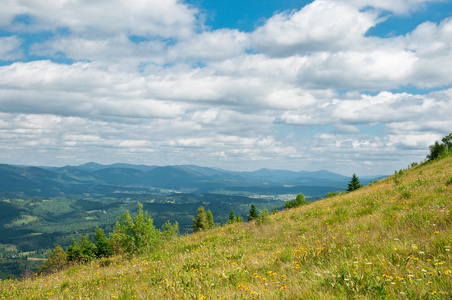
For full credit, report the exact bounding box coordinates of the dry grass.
[1,157,452,299]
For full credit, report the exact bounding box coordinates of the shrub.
[325,191,344,198]
[255,208,270,225]
[110,203,161,255]
[94,227,113,258]
[67,235,97,263]
[38,244,68,274]
[284,193,306,209]
[162,220,179,239]
[227,209,243,224]
[427,133,452,161]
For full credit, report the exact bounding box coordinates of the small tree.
[162,220,179,239]
[67,235,97,263]
[284,193,306,209]
[193,206,208,233]
[110,203,160,254]
[248,204,258,221]
[427,133,452,161]
[256,208,270,225]
[227,209,243,224]
[206,210,215,229]
[427,140,447,161]
[442,133,452,150]
[94,227,113,258]
[347,174,363,192]
[38,244,67,274]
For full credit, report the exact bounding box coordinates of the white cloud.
[404,18,452,87]
[0,36,23,60]
[251,1,379,56]
[341,0,441,14]
[168,29,249,62]
[0,0,451,175]
[1,0,198,39]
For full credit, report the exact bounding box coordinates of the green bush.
[325,191,344,198]
[94,227,113,258]
[284,193,306,209]
[66,235,97,263]
[38,244,68,274]
[110,203,161,255]
[162,220,179,239]
[427,133,452,161]
[255,208,270,225]
[227,209,243,224]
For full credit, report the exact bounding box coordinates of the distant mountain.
[0,163,382,198]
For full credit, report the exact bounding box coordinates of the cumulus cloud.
[168,29,250,62]
[0,0,198,38]
[0,0,451,175]
[342,0,440,14]
[251,1,379,56]
[0,36,23,60]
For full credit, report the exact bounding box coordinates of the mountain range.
[0,162,383,198]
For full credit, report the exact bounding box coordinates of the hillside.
[1,157,451,299]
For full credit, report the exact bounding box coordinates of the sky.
[0,0,451,176]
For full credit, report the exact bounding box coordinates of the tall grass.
[1,157,452,299]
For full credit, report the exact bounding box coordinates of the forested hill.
[0,163,380,198]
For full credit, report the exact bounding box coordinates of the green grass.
[1,157,452,299]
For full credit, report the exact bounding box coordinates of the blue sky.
[0,0,451,176]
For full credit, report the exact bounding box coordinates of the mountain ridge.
[0,162,378,198]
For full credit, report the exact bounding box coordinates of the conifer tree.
[206,210,215,229]
[347,173,363,192]
[193,206,207,232]
[248,203,258,221]
[227,209,243,224]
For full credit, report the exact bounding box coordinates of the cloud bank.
[0,0,450,175]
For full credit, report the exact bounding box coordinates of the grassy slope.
[1,157,451,299]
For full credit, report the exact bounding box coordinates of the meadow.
[0,156,451,299]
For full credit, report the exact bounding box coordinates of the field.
[0,156,451,298]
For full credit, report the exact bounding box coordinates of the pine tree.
[193,206,207,233]
[227,209,243,224]
[248,203,258,221]
[347,173,363,192]
[228,209,236,224]
[206,210,215,229]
